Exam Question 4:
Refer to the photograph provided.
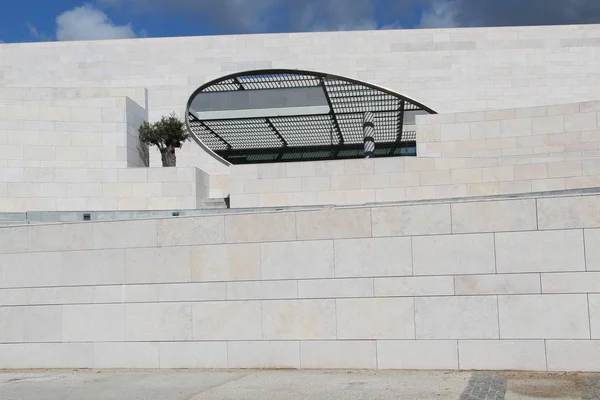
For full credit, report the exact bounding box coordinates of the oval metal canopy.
[186,69,436,165]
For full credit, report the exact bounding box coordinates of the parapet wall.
[228,101,600,208]
[0,96,148,169]
[0,191,599,371]
[0,167,209,212]
[417,100,600,159]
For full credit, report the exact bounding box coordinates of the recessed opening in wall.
[185,69,436,165]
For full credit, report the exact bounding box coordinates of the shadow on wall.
[137,143,150,168]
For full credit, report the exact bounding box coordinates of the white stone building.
[0,24,600,371]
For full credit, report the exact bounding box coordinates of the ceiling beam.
[396,100,406,142]
[189,112,233,149]
[232,77,246,90]
[320,78,344,145]
[265,117,288,147]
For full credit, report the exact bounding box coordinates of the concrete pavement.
[0,370,598,400]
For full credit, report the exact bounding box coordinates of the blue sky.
[1,0,600,43]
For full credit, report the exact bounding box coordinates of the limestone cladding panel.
[300,341,377,369]
[126,303,193,341]
[124,285,158,303]
[125,247,191,284]
[157,282,226,302]
[495,230,585,273]
[345,189,375,205]
[287,162,316,178]
[415,296,499,339]
[295,208,371,240]
[94,286,125,304]
[228,341,300,369]
[537,195,600,230]
[371,204,451,237]
[93,219,157,249]
[224,212,296,243]
[62,304,125,342]
[1,252,62,288]
[0,226,29,254]
[28,222,91,252]
[159,342,227,369]
[330,175,360,191]
[546,340,600,372]
[0,305,62,343]
[590,295,600,339]
[335,298,415,340]
[498,294,590,339]
[454,274,541,296]
[226,280,298,301]
[262,299,336,340]
[257,164,287,179]
[157,216,224,247]
[261,240,335,280]
[298,278,373,299]
[1,286,94,307]
[451,199,537,234]
[192,301,262,340]
[314,161,346,177]
[0,343,94,369]
[191,243,261,282]
[333,237,412,278]
[541,272,600,294]
[376,340,459,370]
[412,233,496,276]
[374,276,455,297]
[94,343,159,368]
[586,229,600,271]
[458,340,547,371]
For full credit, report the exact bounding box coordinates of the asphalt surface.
[0,369,598,400]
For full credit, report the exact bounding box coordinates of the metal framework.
[186,69,436,165]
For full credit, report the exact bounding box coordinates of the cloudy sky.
[1,0,600,43]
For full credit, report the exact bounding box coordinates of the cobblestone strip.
[583,376,600,400]
[459,372,507,400]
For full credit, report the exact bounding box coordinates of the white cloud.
[294,0,378,32]
[56,4,138,41]
[419,0,460,28]
[98,0,405,33]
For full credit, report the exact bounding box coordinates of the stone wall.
[0,167,208,211]
[0,191,599,371]
[124,98,149,168]
[3,24,600,174]
[227,101,600,208]
[417,101,600,159]
[0,87,147,108]
[0,96,146,169]
[228,156,600,208]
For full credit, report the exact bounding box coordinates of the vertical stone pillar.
[363,111,375,158]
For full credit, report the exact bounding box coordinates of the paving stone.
[460,372,507,400]
[583,376,600,400]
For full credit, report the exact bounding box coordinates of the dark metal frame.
[185,69,436,165]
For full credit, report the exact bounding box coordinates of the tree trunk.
[160,145,177,167]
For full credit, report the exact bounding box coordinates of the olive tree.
[138,113,191,167]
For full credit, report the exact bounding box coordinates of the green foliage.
[138,112,191,151]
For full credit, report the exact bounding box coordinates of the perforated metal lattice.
[186,69,435,164]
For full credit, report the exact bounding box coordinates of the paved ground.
[0,370,598,400]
